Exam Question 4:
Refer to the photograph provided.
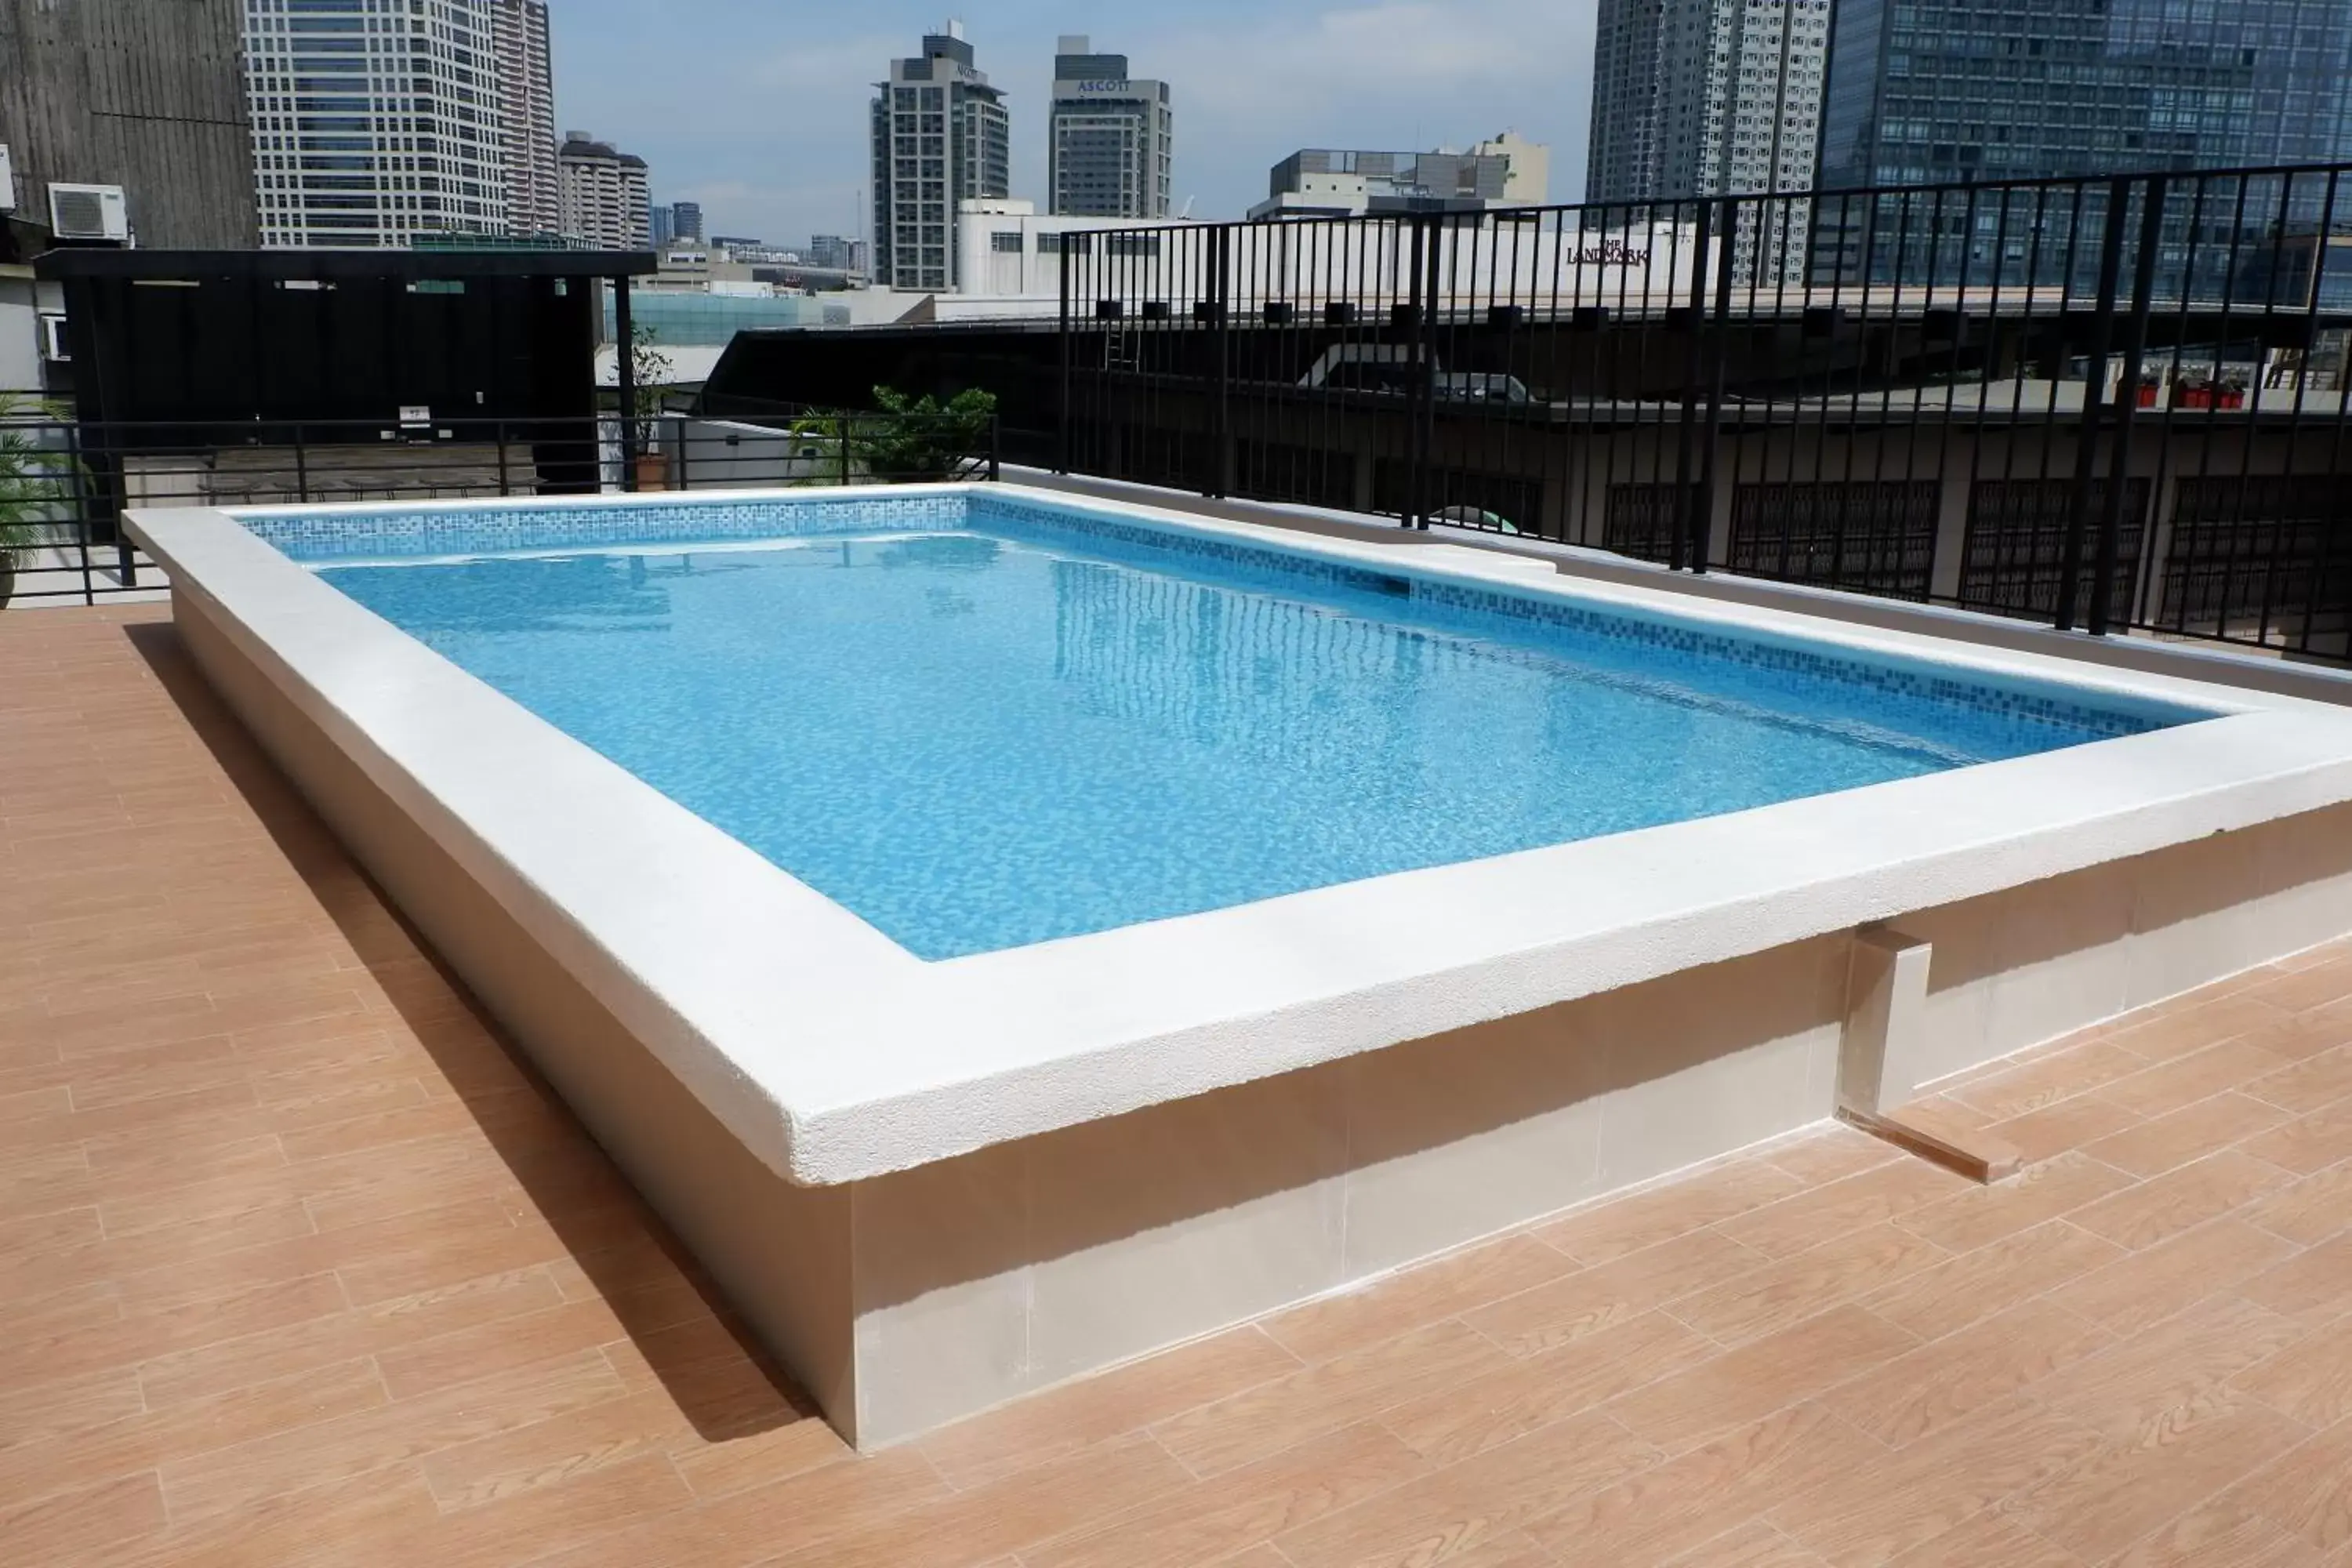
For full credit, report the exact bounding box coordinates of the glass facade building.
[1819,0,2352,191]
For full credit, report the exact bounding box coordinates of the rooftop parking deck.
[4,601,2352,1566]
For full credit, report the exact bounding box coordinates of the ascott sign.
[1073,79,1134,94]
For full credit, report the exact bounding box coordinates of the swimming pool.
[293,494,2192,959]
[130,481,2352,1446]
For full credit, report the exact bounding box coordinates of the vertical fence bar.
[1405,213,1432,528]
[1671,198,1715,570]
[1223,222,1242,495]
[67,415,94,608]
[2056,177,2130,631]
[614,276,637,493]
[2089,174,2168,636]
[1692,195,1738,574]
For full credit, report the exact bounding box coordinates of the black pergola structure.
[34,245,658,521]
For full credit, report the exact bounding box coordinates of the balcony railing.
[1050,161,2352,659]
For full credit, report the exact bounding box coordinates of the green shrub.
[851,386,997,481]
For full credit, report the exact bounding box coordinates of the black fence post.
[988,412,1000,482]
[1404,213,1435,530]
[1057,238,1073,475]
[2089,175,2168,637]
[1672,198,1716,571]
[2056,177,2129,632]
[1212,225,1232,499]
[294,423,310,504]
[614,275,637,493]
[65,415,93,608]
[1693,194,1740,575]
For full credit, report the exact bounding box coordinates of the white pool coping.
[129,481,2352,1185]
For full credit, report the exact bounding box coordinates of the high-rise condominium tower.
[870,24,1010,290]
[1587,0,1832,201]
[244,0,509,249]
[1046,35,1172,220]
[557,131,650,249]
[490,0,558,236]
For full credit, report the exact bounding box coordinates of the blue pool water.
[301,496,2199,959]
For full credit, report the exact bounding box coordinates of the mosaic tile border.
[237,493,960,562]
[238,487,2194,742]
[967,495,2192,742]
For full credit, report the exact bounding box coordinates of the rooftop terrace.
[4,601,2350,1564]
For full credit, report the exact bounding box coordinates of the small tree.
[625,322,672,455]
[851,386,997,481]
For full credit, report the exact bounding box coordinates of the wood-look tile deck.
[5,602,2352,1566]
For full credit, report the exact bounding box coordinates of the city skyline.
[549,0,1597,244]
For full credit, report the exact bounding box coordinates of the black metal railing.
[1052,162,2352,659]
[0,406,1000,609]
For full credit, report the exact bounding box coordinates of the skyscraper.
[651,204,676,249]
[870,24,1010,291]
[670,199,704,241]
[1817,0,2352,191]
[243,0,510,249]
[557,131,651,249]
[490,0,559,237]
[1046,36,1172,220]
[1586,0,1832,202]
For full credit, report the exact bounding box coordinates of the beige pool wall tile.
[1023,1065,1349,1388]
[1339,1004,1605,1275]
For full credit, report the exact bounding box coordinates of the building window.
[990,230,1025,252]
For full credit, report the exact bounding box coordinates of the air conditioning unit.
[38,314,70,363]
[49,183,129,243]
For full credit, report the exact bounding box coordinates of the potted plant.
[626,324,673,490]
[0,395,71,611]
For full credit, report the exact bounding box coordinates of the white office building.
[557,131,651,250]
[1249,137,1550,221]
[243,0,510,249]
[490,0,558,236]
[869,24,1011,292]
[1586,0,1831,202]
[1046,36,1172,220]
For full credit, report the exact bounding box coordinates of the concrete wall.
[0,274,40,394]
[0,0,256,249]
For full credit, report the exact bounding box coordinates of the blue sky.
[546,1,1596,245]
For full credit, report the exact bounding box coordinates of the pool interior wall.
[164,488,2350,1447]
[264,489,2209,960]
